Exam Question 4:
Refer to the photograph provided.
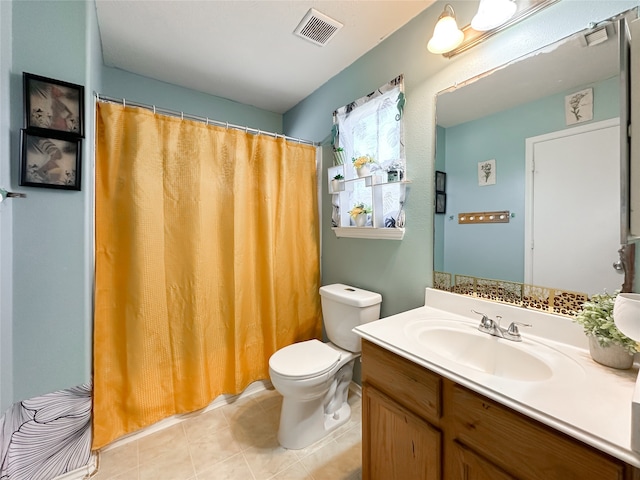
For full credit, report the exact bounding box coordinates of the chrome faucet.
[472,310,531,342]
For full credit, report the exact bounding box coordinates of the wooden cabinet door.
[448,441,516,480]
[362,384,441,480]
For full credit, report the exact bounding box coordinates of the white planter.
[588,336,634,369]
[357,165,370,178]
[354,213,367,227]
[333,151,346,166]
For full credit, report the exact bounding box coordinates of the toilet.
[268,283,382,449]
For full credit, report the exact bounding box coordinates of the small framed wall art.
[23,72,84,137]
[435,170,446,193]
[20,129,82,190]
[435,192,446,214]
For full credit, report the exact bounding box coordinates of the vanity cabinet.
[361,340,640,480]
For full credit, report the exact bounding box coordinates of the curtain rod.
[95,93,318,146]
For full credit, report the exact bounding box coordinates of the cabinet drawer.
[450,384,626,480]
[362,340,441,423]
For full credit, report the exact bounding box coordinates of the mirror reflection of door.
[525,119,622,296]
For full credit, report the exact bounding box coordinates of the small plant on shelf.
[333,147,346,166]
[348,203,372,218]
[352,155,374,170]
[333,174,344,180]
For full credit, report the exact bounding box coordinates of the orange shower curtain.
[92,102,322,449]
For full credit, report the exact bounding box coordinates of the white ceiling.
[95,0,437,114]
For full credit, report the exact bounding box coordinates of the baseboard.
[54,453,98,480]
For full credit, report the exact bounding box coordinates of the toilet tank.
[319,283,382,353]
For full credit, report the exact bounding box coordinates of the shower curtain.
[92,102,322,449]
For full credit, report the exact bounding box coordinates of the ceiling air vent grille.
[294,8,343,46]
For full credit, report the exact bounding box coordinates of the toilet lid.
[269,339,341,378]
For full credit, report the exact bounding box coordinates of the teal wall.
[438,76,619,282]
[284,1,638,321]
[100,67,282,132]
[10,0,91,404]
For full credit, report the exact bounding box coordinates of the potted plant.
[387,161,405,182]
[348,203,372,227]
[333,147,346,166]
[331,173,344,193]
[352,155,375,178]
[573,291,638,369]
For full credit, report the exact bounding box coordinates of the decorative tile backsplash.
[433,271,589,317]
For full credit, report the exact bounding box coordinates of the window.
[330,75,407,238]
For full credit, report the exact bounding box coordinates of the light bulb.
[428,5,464,54]
[471,0,517,32]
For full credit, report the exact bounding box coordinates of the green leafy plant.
[574,291,639,354]
[333,174,344,180]
[334,147,344,152]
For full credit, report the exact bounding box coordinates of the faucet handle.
[472,310,491,326]
[506,322,532,336]
[472,310,496,332]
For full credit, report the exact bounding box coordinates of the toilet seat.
[269,339,341,380]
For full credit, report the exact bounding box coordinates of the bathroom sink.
[403,320,584,382]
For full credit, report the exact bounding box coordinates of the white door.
[524,118,623,296]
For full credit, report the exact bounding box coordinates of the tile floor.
[91,387,362,480]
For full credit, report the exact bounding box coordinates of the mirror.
[434,11,636,298]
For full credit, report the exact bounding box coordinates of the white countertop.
[354,288,640,467]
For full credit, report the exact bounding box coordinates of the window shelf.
[329,164,407,239]
[329,176,411,194]
[332,227,405,240]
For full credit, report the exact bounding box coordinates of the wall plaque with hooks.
[458,210,510,224]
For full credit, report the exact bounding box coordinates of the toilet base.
[277,362,355,450]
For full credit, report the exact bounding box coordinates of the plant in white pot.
[352,155,375,178]
[348,203,371,227]
[574,291,638,369]
[330,174,344,193]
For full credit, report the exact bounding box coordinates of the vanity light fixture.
[471,0,517,31]
[427,4,464,54]
[429,0,560,58]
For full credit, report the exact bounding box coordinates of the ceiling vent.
[294,8,343,46]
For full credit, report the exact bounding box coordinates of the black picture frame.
[435,170,446,193]
[20,129,82,191]
[23,72,84,137]
[435,192,446,214]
